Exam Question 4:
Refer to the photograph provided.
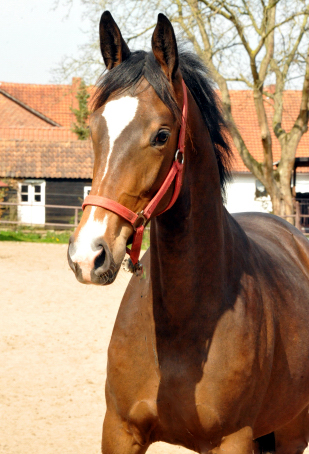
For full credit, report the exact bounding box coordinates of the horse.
[67,11,309,454]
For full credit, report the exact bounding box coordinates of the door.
[18,180,46,225]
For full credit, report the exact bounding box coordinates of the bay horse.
[68,11,309,454]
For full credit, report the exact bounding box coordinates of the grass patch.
[142,228,150,250]
[0,228,151,249]
[0,229,71,244]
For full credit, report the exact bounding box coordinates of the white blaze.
[101,96,139,182]
[71,207,108,262]
[71,95,139,278]
[70,207,109,281]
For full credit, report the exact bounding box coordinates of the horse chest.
[108,299,264,448]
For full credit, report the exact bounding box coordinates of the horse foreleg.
[208,426,254,454]
[102,408,151,454]
[274,406,309,454]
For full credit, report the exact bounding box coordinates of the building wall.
[2,179,91,227]
[295,173,309,195]
[225,173,271,214]
[45,179,92,225]
[225,172,309,214]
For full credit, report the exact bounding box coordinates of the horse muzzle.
[68,235,119,285]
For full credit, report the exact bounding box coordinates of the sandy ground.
[0,242,308,454]
[0,242,192,454]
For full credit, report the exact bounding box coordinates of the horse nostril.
[93,240,112,277]
[94,246,106,270]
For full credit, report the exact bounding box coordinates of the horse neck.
[150,94,235,323]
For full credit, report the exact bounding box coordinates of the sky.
[0,0,90,85]
[0,1,305,89]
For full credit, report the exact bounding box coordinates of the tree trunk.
[269,182,294,225]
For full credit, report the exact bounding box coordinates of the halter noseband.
[82,80,188,273]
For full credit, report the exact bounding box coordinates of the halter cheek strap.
[82,79,188,270]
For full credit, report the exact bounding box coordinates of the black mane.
[93,49,232,191]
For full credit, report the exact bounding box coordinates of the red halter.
[82,79,188,271]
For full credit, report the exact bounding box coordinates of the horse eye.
[154,130,170,146]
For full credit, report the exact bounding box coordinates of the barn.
[1,78,309,227]
[0,78,92,226]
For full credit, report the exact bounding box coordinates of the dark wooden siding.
[45,179,92,225]
[1,187,18,223]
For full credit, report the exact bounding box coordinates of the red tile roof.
[0,78,95,128]
[0,79,309,176]
[0,139,93,179]
[0,93,55,128]
[0,80,80,141]
[0,127,77,141]
[229,90,309,172]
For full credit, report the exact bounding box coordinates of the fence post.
[74,208,78,227]
[295,201,301,231]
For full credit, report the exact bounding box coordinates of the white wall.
[225,173,270,214]
[225,172,309,214]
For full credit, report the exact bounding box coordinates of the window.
[21,185,29,202]
[19,181,45,205]
[34,185,41,202]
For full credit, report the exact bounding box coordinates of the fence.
[296,199,309,231]
[280,201,309,231]
[1,200,309,232]
[0,202,82,228]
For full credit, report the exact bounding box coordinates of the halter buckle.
[132,210,147,230]
[122,257,144,276]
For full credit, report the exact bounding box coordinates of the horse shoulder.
[106,249,159,430]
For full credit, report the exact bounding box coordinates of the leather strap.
[127,225,145,265]
[82,195,139,224]
[82,80,188,265]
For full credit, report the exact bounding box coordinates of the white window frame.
[84,186,92,199]
[18,180,46,205]
[18,180,46,225]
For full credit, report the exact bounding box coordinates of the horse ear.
[151,13,179,81]
[99,11,131,70]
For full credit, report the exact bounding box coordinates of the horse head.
[68,12,186,285]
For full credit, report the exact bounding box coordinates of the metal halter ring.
[175,149,184,164]
[132,210,147,230]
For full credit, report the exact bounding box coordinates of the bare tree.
[55,0,309,218]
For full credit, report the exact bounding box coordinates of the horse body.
[236,213,309,434]
[105,211,309,452]
[68,11,309,453]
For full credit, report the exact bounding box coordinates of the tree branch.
[127,23,156,42]
[226,74,254,88]
[271,58,287,141]
[282,13,309,79]
[258,3,275,82]
[287,46,309,154]
[241,0,261,35]
[227,113,265,183]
